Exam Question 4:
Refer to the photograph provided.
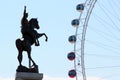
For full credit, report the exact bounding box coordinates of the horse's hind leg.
[27,50,36,66]
[18,51,23,66]
[16,39,23,66]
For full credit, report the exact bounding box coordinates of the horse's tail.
[15,38,22,50]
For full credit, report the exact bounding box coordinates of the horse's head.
[29,18,40,29]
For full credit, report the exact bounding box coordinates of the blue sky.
[0,0,120,80]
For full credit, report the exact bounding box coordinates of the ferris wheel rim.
[74,0,97,80]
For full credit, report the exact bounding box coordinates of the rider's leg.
[31,30,40,46]
[27,29,39,46]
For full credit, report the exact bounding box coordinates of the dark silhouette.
[21,6,40,46]
[15,6,48,71]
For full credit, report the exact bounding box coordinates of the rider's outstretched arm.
[21,6,28,27]
[23,6,27,16]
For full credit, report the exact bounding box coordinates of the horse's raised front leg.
[44,33,48,42]
[37,33,48,41]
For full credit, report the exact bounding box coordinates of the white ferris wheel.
[68,0,97,80]
[68,0,120,80]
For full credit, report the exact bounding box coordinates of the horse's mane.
[29,18,37,25]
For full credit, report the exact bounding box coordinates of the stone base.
[16,65,39,73]
[15,72,43,80]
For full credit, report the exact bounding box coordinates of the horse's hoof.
[33,63,36,66]
[45,39,48,42]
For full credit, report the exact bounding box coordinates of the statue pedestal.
[15,72,43,80]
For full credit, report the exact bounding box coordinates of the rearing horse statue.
[15,18,48,67]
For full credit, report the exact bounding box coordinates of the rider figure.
[21,6,39,46]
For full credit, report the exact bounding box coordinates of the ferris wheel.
[67,0,97,80]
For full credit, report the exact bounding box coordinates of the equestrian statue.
[15,6,48,72]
